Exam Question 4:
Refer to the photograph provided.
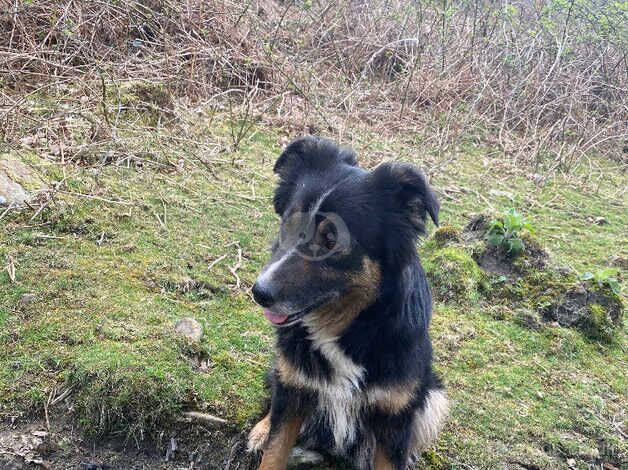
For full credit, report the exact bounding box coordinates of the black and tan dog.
[248,136,448,470]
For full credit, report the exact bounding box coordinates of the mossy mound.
[423,215,624,341]
[423,246,485,303]
[514,308,543,330]
[545,284,623,342]
[486,261,623,342]
[463,213,549,278]
[68,343,191,438]
[432,225,462,246]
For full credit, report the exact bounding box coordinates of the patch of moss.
[577,283,623,342]
[424,246,486,303]
[514,308,543,331]
[507,269,577,310]
[581,303,616,342]
[420,448,448,469]
[432,225,461,246]
[68,343,192,438]
[43,201,112,239]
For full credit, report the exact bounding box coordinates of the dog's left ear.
[273,136,357,215]
[370,162,439,235]
[274,136,357,180]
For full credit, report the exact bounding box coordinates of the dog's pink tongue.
[264,310,289,325]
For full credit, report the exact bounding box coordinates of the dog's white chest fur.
[305,329,365,449]
[315,342,364,448]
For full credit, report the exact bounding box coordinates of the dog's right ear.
[273,136,357,215]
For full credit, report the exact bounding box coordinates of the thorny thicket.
[0,0,626,171]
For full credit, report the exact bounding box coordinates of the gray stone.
[18,293,37,308]
[0,171,30,207]
[0,154,45,208]
[174,317,203,342]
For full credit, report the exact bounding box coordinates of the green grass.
[0,118,625,468]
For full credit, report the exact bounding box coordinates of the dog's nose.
[252,282,275,308]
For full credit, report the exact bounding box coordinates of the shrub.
[486,209,535,256]
[579,268,621,295]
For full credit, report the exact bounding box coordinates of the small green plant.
[579,268,621,295]
[485,208,535,256]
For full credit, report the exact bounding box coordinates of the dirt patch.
[0,415,258,470]
[463,213,548,279]
[475,244,519,278]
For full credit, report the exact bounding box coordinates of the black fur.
[251,136,447,470]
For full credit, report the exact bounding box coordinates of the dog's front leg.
[258,412,302,470]
[371,413,414,470]
[248,412,271,452]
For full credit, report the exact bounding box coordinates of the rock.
[0,154,45,208]
[18,293,36,308]
[0,171,30,207]
[174,317,203,343]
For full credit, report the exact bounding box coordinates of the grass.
[0,110,625,468]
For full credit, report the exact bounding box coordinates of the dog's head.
[252,136,439,327]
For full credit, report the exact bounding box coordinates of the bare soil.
[0,414,257,470]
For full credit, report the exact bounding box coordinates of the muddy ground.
[0,414,258,470]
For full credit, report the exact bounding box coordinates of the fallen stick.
[180,411,229,425]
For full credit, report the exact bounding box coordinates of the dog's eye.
[324,232,336,250]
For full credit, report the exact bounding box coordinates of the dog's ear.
[273,136,357,215]
[369,162,439,265]
[274,136,356,179]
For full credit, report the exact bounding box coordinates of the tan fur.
[247,413,271,452]
[373,446,395,470]
[258,414,302,470]
[275,353,302,388]
[367,383,415,414]
[307,257,381,338]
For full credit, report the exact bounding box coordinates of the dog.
[248,136,448,469]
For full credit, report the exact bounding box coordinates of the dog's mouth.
[263,293,338,327]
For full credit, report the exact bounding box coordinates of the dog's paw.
[247,414,271,452]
